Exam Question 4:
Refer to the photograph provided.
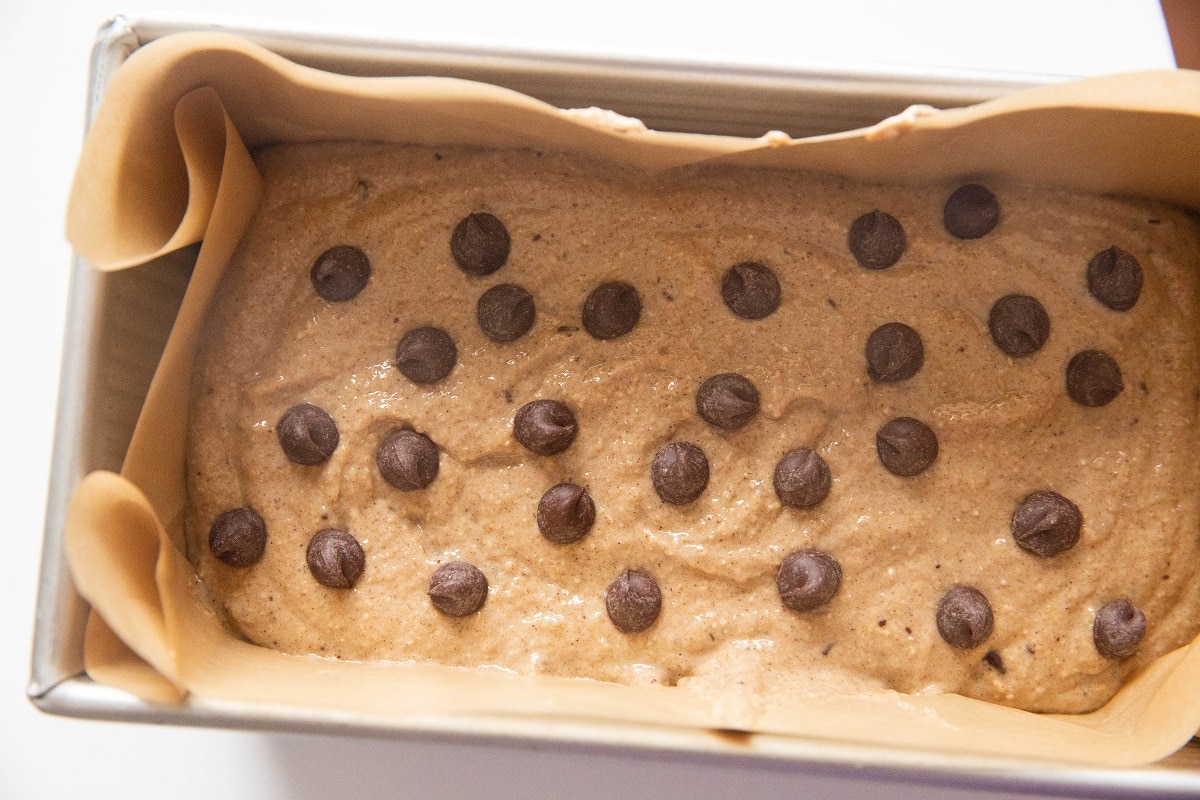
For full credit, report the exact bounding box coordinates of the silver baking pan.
[29,12,1200,798]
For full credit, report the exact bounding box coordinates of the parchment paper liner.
[63,32,1200,765]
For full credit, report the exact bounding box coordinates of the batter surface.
[187,142,1200,713]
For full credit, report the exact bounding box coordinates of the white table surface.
[0,2,1178,798]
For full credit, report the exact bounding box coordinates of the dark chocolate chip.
[1066,350,1124,407]
[721,261,781,320]
[605,569,662,633]
[514,399,577,455]
[988,295,1050,357]
[451,212,510,276]
[376,429,439,490]
[1087,246,1143,311]
[277,403,339,465]
[477,283,535,342]
[876,417,938,477]
[428,561,488,617]
[983,649,1007,674]
[651,441,710,505]
[209,507,268,567]
[943,184,1000,239]
[848,210,906,270]
[396,326,457,384]
[936,586,994,649]
[1093,599,1146,660]
[865,322,924,382]
[536,483,596,544]
[310,245,371,302]
[776,549,842,612]
[582,281,642,340]
[1011,491,1081,557]
[773,449,832,509]
[696,373,760,430]
[306,528,365,589]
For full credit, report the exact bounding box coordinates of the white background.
[0,2,1180,798]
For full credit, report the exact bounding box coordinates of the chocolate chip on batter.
[936,586,994,649]
[306,528,365,589]
[651,441,710,505]
[721,261,781,320]
[1087,246,1143,311]
[773,449,832,509]
[477,283,536,342]
[582,281,642,339]
[983,649,1007,674]
[514,399,578,455]
[376,429,439,490]
[606,569,662,633]
[277,403,339,465]
[428,561,489,617]
[943,183,1000,239]
[848,210,906,270]
[536,483,596,544]
[1093,599,1146,660]
[451,211,510,276]
[876,417,938,477]
[209,507,268,567]
[776,549,842,612]
[395,326,457,384]
[696,373,760,430]
[988,295,1050,357]
[865,322,924,382]
[1066,350,1124,407]
[310,245,371,302]
[1011,491,1082,557]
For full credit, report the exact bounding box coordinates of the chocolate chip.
[983,649,1006,674]
[876,417,938,476]
[451,212,510,276]
[376,429,439,490]
[1011,491,1081,557]
[936,586,994,649]
[208,507,268,567]
[988,295,1050,357]
[605,569,662,633]
[582,281,641,339]
[277,403,339,465]
[396,326,457,384]
[306,528,365,589]
[721,261,781,320]
[536,483,596,544]
[651,441,710,505]
[1087,246,1143,311]
[310,245,371,302]
[514,399,577,455]
[696,373,760,430]
[1093,599,1146,659]
[773,449,832,509]
[1066,350,1124,407]
[865,322,924,382]
[776,549,841,612]
[848,210,906,270]
[943,184,1000,239]
[428,562,488,617]
[477,284,535,342]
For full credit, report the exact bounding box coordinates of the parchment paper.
[62,31,1200,765]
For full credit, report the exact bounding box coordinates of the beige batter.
[186,142,1200,713]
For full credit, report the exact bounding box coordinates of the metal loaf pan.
[29,13,1200,798]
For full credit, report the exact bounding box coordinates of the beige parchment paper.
[63,31,1200,765]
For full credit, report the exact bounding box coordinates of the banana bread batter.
[186,142,1200,713]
